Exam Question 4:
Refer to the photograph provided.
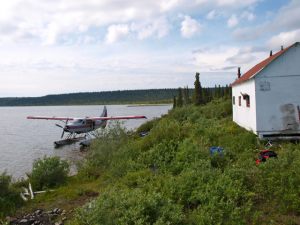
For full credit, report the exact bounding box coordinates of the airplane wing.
[88,115,147,121]
[27,116,74,121]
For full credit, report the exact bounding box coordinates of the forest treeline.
[0,89,178,106]
[0,85,230,106]
[174,72,231,108]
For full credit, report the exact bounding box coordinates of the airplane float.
[27,106,146,147]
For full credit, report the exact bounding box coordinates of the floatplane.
[27,106,146,147]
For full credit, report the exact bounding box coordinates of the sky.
[0,0,299,97]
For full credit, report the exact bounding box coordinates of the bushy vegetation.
[76,188,184,225]
[29,156,70,190]
[136,118,161,134]
[0,172,23,217]
[0,157,71,219]
[73,98,300,224]
[2,98,299,224]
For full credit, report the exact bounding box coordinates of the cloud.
[104,17,171,43]
[219,66,237,71]
[181,15,202,38]
[206,10,217,20]
[159,0,181,11]
[227,14,239,28]
[0,0,259,45]
[131,17,170,40]
[42,23,61,45]
[267,29,300,48]
[226,53,256,64]
[234,0,300,41]
[0,1,166,45]
[0,0,280,97]
[77,35,97,45]
[241,11,255,21]
[0,43,198,96]
[216,0,257,7]
[238,46,268,54]
[192,46,239,71]
[105,24,130,44]
[192,44,272,74]
[225,45,271,67]
[270,0,300,31]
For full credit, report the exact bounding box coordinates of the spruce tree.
[229,85,232,98]
[213,85,218,99]
[202,88,207,104]
[173,96,177,109]
[186,86,190,104]
[177,88,183,107]
[224,85,229,98]
[208,88,212,102]
[183,86,190,105]
[193,72,202,105]
[218,85,222,98]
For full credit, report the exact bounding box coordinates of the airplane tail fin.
[100,106,108,128]
[101,106,107,117]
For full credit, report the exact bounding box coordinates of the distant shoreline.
[0,89,179,107]
[127,104,171,107]
[0,102,173,107]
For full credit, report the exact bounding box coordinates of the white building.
[231,42,300,139]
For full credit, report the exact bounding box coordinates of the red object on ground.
[256,149,277,165]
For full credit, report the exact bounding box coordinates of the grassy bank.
[2,99,300,224]
[73,99,300,224]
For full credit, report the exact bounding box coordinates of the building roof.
[231,42,298,86]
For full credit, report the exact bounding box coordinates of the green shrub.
[175,169,252,225]
[78,122,129,179]
[139,118,182,151]
[76,188,184,225]
[210,154,228,170]
[29,156,70,190]
[0,172,23,217]
[251,146,300,214]
[0,172,11,196]
[109,143,145,178]
[198,98,232,119]
[141,140,179,173]
[136,118,160,133]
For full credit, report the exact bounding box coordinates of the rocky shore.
[7,208,68,225]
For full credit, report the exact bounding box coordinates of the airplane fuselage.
[64,118,107,134]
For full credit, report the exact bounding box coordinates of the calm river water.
[0,105,171,178]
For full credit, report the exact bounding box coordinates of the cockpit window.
[73,119,84,124]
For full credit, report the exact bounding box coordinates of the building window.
[232,96,235,105]
[241,93,250,108]
[238,96,241,106]
[245,95,250,107]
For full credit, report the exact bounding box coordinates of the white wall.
[232,79,257,133]
[255,44,300,136]
[259,44,300,77]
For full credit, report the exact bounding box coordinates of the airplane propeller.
[61,130,65,139]
[55,123,65,139]
[55,124,64,129]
